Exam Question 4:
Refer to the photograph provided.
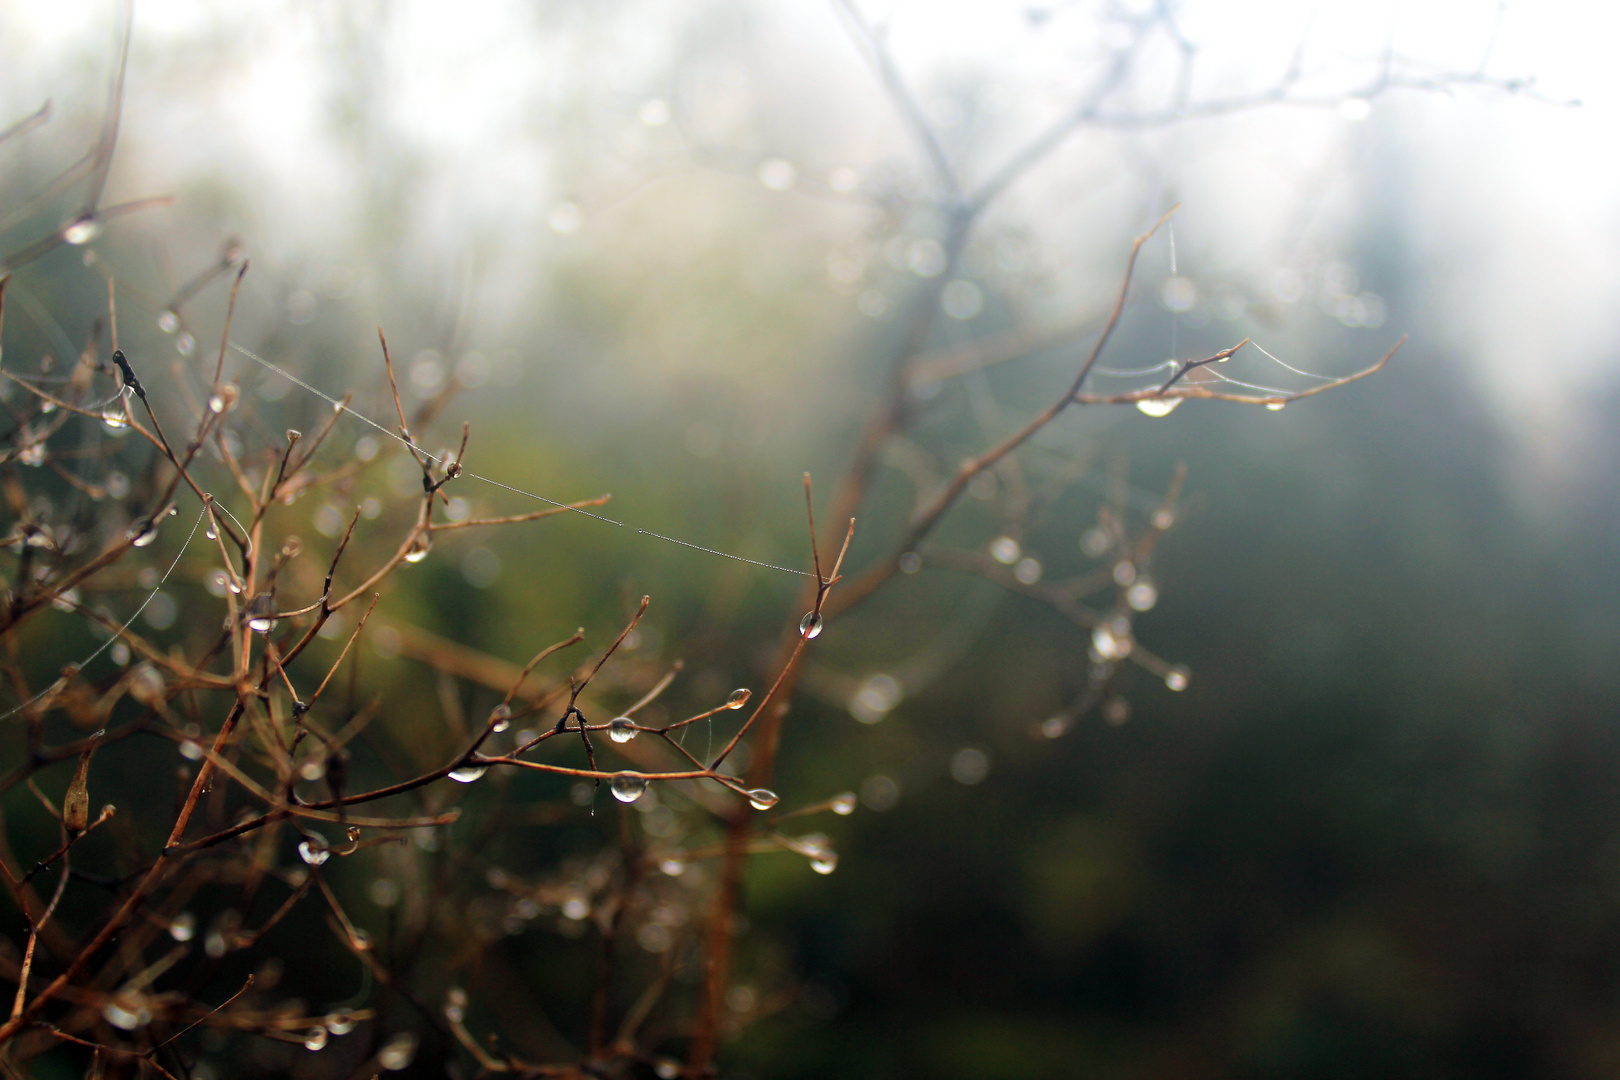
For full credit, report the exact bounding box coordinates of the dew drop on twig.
[403,533,432,564]
[298,833,330,866]
[746,788,779,811]
[608,717,637,743]
[830,791,857,816]
[1136,397,1181,417]
[726,688,751,710]
[488,703,511,733]
[449,764,488,783]
[799,612,823,639]
[610,772,648,803]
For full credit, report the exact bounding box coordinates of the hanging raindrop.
[403,533,432,563]
[298,833,331,866]
[61,215,102,245]
[488,704,512,732]
[127,519,159,547]
[246,594,276,634]
[610,772,648,803]
[1136,397,1181,417]
[830,792,857,816]
[810,854,839,875]
[746,788,779,811]
[101,401,128,429]
[1265,399,1287,411]
[608,717,637,743]
[448,764,488,783]
[726,688,751,709]
[303,1027,329,1052]
[799,611,823,639]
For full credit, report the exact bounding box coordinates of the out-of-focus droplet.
[1165,665,1190,692]
[610,772,648,803]
[898,551,922,574]
[660,855,686,876]
[810,854,838,875]
[303,1027,328,1051]
[246,594,276,634]
[799,611,823,639]
[1152,508,1176,530]
[377,1032,417,1071]
[176,331,195,357]
[1041,716,1068,739]
[989,535,1021,565]
[548,201,583,234]
[169,911,196,941]
[561,894,590,920]
[830,791,857,816]
[325,1011,357,1035]
[1137,397,1181,417]
[1013,557,1042,585]
[1091,617,1132,661]
[655,1059,682,1080]
[757,157,796,190]
[1112,561,1137,586]
[488,704,511,732]
[449,764,487,783]
[1126,579,1158,611]
[1103,696,1131,726]
[102,990,150,1030]
[608,717,637,743]
[444,987,467,1023]
[746,788,779,811]
[157,309,180,334]
[62,215,102,245]
[726,688,751,709]
[1265,399,1287,411]
[298,834,330,866]
[850,673,902,724]
[403,533,432,563]
[1081,528,1111,558]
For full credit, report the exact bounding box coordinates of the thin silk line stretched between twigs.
[226,341,814,577]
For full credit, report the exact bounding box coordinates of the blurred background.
[4,1,1620,1076]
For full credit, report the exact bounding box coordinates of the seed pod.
[63,729,104,834]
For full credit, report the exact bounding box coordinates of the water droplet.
[1126,579,1158,611]
[989,535,1022,565]
[757,157,796,190]
[1091,618,1132,661]
[61,215,102,245]
[176,332,195,357]
[303,1027,329,1051]
[1103,696,1131,726]
[950,747,990,785]
[488,703,511,732]
[101,402,128,429]
[180,739,204,761]
[548,201,583,234]
[403,533,432,563]
[444,987,467,1023]
[659,855,686,876]
[746,788,779,811]
[1040,716,1069,739]
[830,791,857,816]
[810,854,838,875]
[246,594,276,634]
[1136,397,1181,417]
[1152,508,1176,530]
[610,772,648,803]
[324,1011,357,1036]
[102,990,150,1030]
[377,1032,418,1071]
[850,673,902,724]
[298,833,331,866]
[157,309,180,334]
[1112,561,1137,586]
[726,688,751,709]
[169,911,196,941]
[1013,557,1043,585]
[1161,276,1198,312]
[799,611,823,639]
[898,551,922,574]
[127,519,159,547]
[449,764,488,783]
[608,717,637,743]
[17,442,44,466]
[1165,665,1190,692]
[561,894,590,920]
[1265,399,1287,411]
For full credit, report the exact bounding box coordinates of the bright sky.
[3,0,1617,475]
